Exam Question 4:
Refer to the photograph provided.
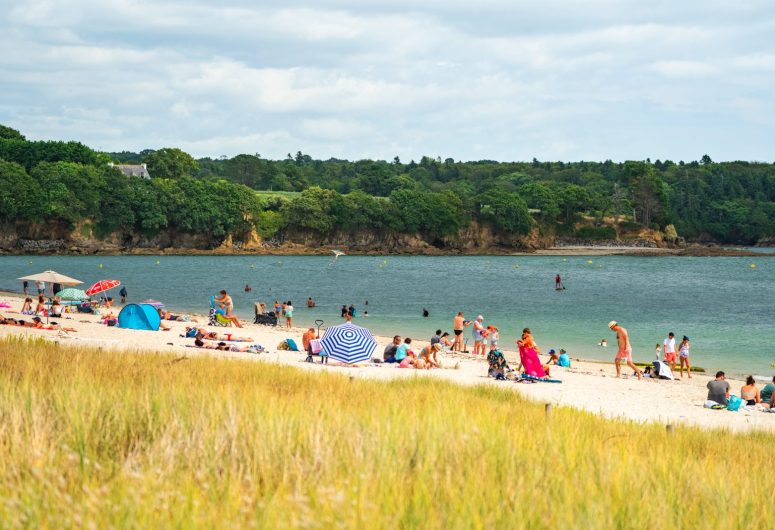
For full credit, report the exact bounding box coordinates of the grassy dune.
[0,336,773,529]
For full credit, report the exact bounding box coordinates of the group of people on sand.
[216,290,301,329]
[184,326,263,353]
[706,372,775,412]
[0,313,77,332]
[606,321,692,380]
[382,335,444,369]
[655,331,692,378]
[452,312,499,355]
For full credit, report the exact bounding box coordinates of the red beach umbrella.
[85,279,121,296]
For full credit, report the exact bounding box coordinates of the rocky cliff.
[0,221,556,255]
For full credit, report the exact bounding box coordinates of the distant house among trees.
[109,162,150,178]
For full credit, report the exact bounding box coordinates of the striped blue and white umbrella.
[320,322,377,364]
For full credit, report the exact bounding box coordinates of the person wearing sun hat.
[547,348,559,364]
[608,320,642,380]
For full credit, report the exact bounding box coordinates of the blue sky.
[1,0,773,162]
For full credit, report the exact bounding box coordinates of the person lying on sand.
[163,311,198,323]
[10,316,78,332]
[196,331,254,342]
[192,338,260,353]
[0,314,20,325]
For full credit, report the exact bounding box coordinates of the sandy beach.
[1,291,772,433]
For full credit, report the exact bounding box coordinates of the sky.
[1,0,774,162]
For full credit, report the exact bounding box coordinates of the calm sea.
[1,254,772,374]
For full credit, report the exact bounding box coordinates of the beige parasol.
[18,270,82,286]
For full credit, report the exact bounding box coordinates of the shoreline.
[0,245,769,258]
[1,290,772,433]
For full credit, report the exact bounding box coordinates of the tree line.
[1,124,773,245]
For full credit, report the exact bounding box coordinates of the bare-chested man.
[453,312,471,351]
[608,320,642,380]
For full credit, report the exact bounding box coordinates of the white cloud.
[0,0,773,161]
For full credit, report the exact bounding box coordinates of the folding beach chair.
[208,297,231,327]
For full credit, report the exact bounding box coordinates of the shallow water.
[1,254,773,374]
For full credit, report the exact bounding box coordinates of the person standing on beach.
[608,321,642,380]
[119,286,127,304]
[215,290,234,316]
[663,332,677,371]
[453,312,470,352]
[35,280,45,295]
[341,305,348,319]
[472,315,486,355]
[284,301,293,329]
[678,336,691,378]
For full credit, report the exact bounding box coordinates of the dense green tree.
[31,162,106,227]
[0,125,25,141]
[629,168,668,227]
[0,159,45,222]
[478,190,532,235]
[556,184,591,224]
[390,189,465,239]
[518,182,560,222]
[143,148,199,179]
[0,139,97,170]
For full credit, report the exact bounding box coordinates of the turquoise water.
[1,255,773,374]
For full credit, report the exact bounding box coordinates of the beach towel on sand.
[518,345,547,378]
[519,374,562,383]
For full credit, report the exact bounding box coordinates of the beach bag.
[727,395,743,412]
[310,339,322,354]
[185,327,198,338]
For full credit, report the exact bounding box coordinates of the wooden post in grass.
[545,403,553,420]
[666,424,674,436]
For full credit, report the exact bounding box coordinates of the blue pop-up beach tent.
[118,303,161,331]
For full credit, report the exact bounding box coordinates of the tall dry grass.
[0,335,773,529]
